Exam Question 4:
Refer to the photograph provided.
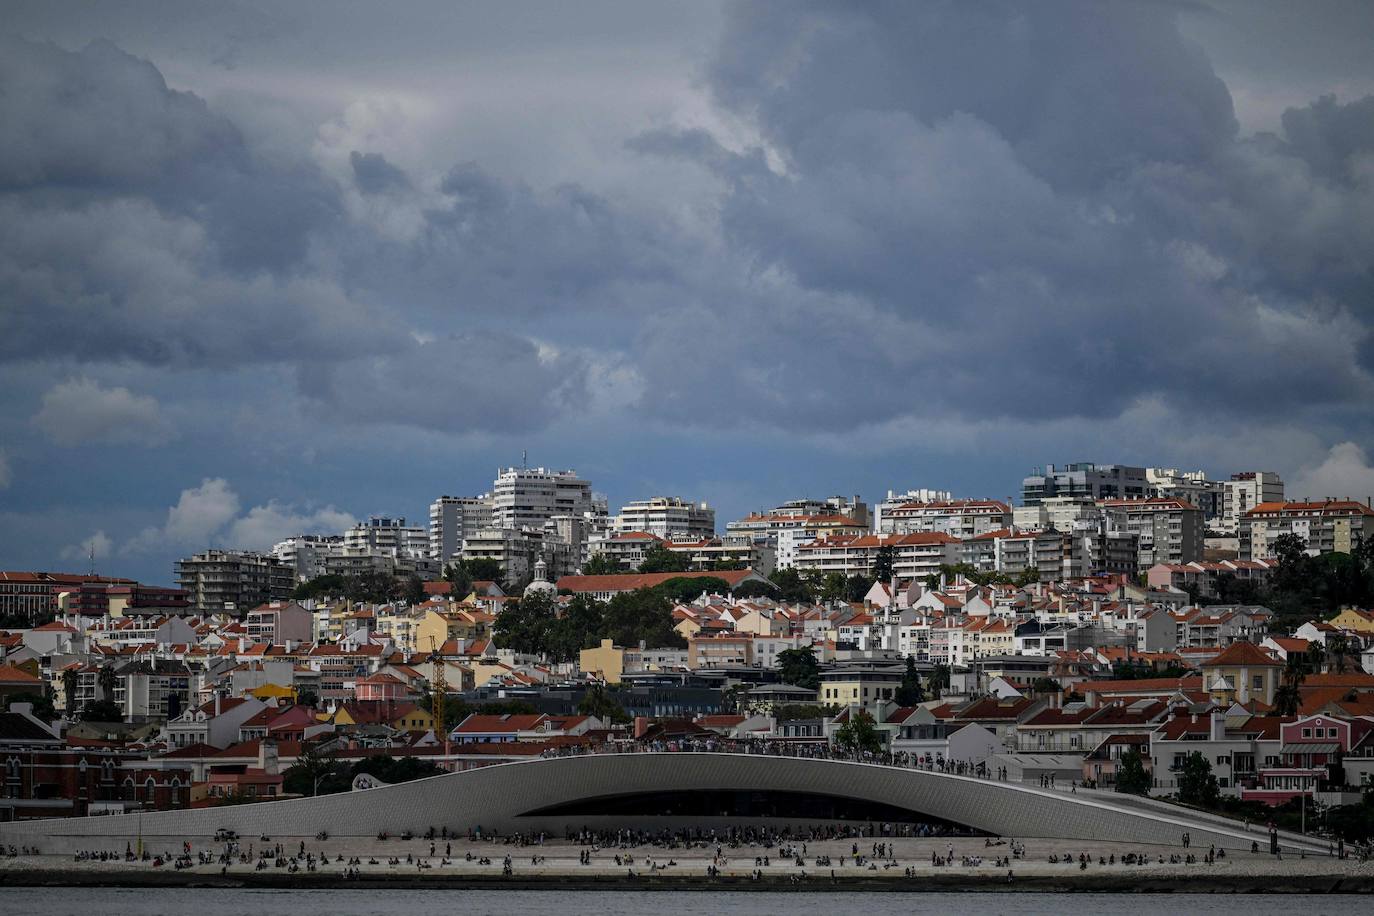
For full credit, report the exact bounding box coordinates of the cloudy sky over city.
[2,0,1373,583]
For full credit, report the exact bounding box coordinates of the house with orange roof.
[1200,641,1282,706]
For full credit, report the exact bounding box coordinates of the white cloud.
[61,530,111,564]
[0,449,10,489]
[225,502,357,551]
[124,477,355,554]
[125,477,242,554]
[32,377,173,447]
[1289,441,1374,503]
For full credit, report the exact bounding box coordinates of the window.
[1216,756,1230,765]
[1302,728,1311,738]
[1252,675,1263,689]
[1327,728,1338,738]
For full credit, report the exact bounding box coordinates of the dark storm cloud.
[350,151,412,195]
[296,331,588,435]
[624,0,1374,428]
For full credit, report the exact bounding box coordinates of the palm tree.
[1305,642,1326,675]
[97,664,116,701]
[1327,633,1349,674]
[1274,655,1307,716]
[61,668,78,714]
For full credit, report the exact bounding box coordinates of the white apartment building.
[613,496,716,539]
[873,489,953,533]
[429,495,493,561]
[1147,468,1224,521]
[491,467,597,530]
[1240,499,1374,560]
[1012,496,1101,532]
[885,499,1012,539]
[793,532,959,583]
[1223,472,1284,533]
[960,529,1062,581]
[271,535,343,582]
[344,516,429,558]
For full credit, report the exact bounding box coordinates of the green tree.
[603,588,684,648]
[655,575,730,604]
[1030,677,1062,695]
[1178,751,1220,808]
[818,571,849,603]
[402,573,426,605]
[1327,632,1351,674]
[82,698,123,722]
[578,683,630,723]
[777,647,821,690]
[1114,749,1152,795]
[731,579,779,600]
[711,558,747,571]
[296,689,319,708]
[294,573,348,600]
[638,543,689,574]
[929,663,951,699]
[463,558,505,584]
[282,744,344,796]
[894,656,925,706]
[872,545,895,583]
[833,711,884,756]
[492,590,558,657]
[97,664,116,701]
[767,567,814,603]
[547,594,605,663]
[844,573,871,603]
[61,668,78,713]
[581,553,621,575]
[7,691,57,722]
[443,561,473,597]
[1273,655,1307,716]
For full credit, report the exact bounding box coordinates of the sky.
[1,0,1373,585]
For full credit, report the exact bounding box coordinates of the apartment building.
[343,516,429,558]
[961,528,1063,581]
[613,497,715,539]
[175,550,292,614]
[271,535,342,582]
[429,495,494,561]
[873,489,954,534]
[491,467,597,530]
[794,532,959,583]
[1223,472,1284,533]
[1240,499,1374,560]
[1022,463,1149,506]
[1146,468,1224,521]
[884,499,1012,539]
[1099,497,1203,566]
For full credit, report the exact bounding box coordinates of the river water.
[5,888,1372,916]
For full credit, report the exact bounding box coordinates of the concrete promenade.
[0,751,1334,856]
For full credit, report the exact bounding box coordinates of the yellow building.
[579,639,641,684]
[415,607,493,653]
[1327,608,1374,634]
[1200,642,1282,706]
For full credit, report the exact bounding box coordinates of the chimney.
[634,716,649,739]
[257,737,279,776]
[1209,709,1225,741]
[214,691,222,717]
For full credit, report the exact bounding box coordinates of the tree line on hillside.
[1188,533,1374,627]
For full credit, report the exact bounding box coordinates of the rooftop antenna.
[522,449,527,469]
[89,543,96,578]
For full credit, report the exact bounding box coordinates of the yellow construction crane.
[428,636,449,755]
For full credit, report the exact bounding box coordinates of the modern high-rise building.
[1022,463,1149,505]
[1098,497,1204,567]
[343,516,429,558]
[1146,468,1224,521]
[491,467,597,531]
[612,496,716,539]
[271,535,343,582]
[429,495,494,561]
[175,550,292,614]
[1223,472,1284,533]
